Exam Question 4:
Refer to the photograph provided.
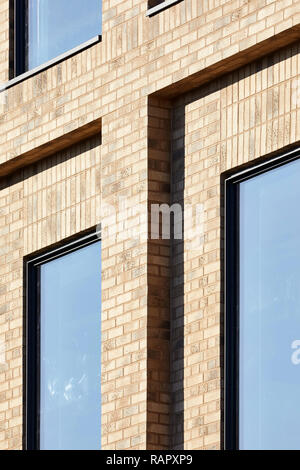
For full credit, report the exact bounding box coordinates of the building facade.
[0,0,300,450]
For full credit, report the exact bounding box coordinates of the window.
[25,232,101,450]
[146,0,183,16]
[15,0,102,76]
[148,0,165,8]
[225,148,300,450]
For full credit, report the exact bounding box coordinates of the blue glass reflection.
[239,158,300,449]
[40,241,101,450]
[28,0,102,70]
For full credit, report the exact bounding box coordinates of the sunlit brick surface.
[0,0,299,450]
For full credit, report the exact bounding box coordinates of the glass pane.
[40,241,101,450]
[28,0,102,70]
[239,158,300,449]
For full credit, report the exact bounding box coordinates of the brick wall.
[1,0,300,173]
[101,101,149,450]
[147,96,172,449]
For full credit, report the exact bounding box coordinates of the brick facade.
[0,0,299,450]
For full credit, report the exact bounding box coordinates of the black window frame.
[24,229,101,450]
[224,146,300,450]
[13,0,102,79]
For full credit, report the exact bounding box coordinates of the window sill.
[146,0,183,17]
[0,35,101,93]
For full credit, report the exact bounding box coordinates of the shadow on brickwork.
[170,101,185,449]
